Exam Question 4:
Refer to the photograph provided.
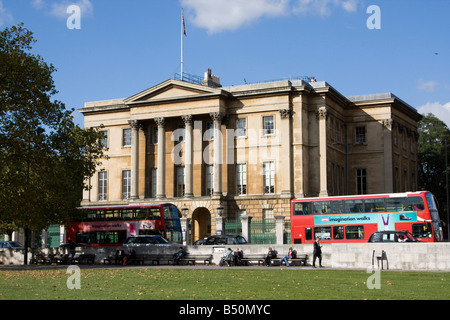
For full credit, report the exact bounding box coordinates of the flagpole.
[181,8,184,81]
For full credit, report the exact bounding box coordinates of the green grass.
[0,267,448,300]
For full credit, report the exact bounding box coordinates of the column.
[240,214,252,243]
[210,112,223,196]
[317,107,328,197]
[383,119,394,193]
[154,117,166,199]
[182,115,193,197]
[275,215,286,245]
[280,109,293,197]
[129,120,141,200]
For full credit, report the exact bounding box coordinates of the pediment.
[124,79,224,104]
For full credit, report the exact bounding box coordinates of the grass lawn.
[0,267,448,300]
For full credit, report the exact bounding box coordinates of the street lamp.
[181,207,189,218]
[217,206,224,217]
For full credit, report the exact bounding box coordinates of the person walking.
[313,236,323,268]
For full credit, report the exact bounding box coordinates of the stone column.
[317,107,328,197]
[182,115,194,197]
[240,214,252,244]
[129,120,141,200]
[210,112,223,196]
[279,109,293,197]
[155,117,166,199]
[383,119,394,193]
[275,215,285,245]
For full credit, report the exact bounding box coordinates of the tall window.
[236,163,247,195]
[122,170,131,200]
[100,131,108,148]
[206,165,214,196]
[236,118,246,137]
[263,161,275,194]
[206,121,214,140]
[355,126,366,145]
[176,166,185,197]
[98,171,107,201]
[123,128,131,147]
[356,168,367,195]
[263,116,274,135]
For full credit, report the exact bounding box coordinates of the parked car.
[192,239,207,245]
[368,231,418,243]
[194,235,247,245]
[123,235,180,248]
[0,241,24,250]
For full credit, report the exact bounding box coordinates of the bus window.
[148,208,161,220]
[344,200,363,213]
[412,223,432,239]
[345,225,364,240]
[294,202,311,215]
[386,198,404,212]
[121,209,133,220]
[313,201,331,215]
[105,210,119,220]
[364,199,385,212]
[405,197,425,211]
[331,201,344,214]
[135,209,147,220]
[425,192,437,210]
[314,226,331,240]
[85,210,99,221]
[333,226,344,240]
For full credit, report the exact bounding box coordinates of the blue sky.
[1,0,449,127]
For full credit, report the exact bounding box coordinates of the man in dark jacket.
[313,236,323,268]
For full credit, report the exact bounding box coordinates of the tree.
[0,24,105,260]
[417,113,450,237]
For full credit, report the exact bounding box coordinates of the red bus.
[68,203,182,246]
[290,191,443,244]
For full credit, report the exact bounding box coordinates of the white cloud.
[0,0,13,26]
[417,79,438,92]
[181,0,361,34]
[417,101,450,127]
[181,0,289,34]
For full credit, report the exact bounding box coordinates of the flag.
[182,11,187,36]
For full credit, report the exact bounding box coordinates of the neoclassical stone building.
[80,70,422,242]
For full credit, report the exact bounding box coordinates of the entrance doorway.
[192,207,211,242]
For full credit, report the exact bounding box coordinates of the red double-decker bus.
[291,191,443,244]
[67,203,182,246]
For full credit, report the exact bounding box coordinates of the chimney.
[202,68,222,88]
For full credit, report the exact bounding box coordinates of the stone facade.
[80,71,422,242]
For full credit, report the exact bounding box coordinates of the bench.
[52,254,69,265]
[271,254,308,266]
[240,254,266,266]
[178,254,213,265]
[75,254,95,265]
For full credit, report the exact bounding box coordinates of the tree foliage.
[417,113,450,228]
[0,24,105,234]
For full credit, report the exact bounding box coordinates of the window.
[122,170,131,200]
[345,225,364,240]
[206,165,214,196]
[333,226,344,240]
[236,163,247,195]
[263,116,274,135]
[355,126,366,144]
[314,226,331,240]
[263,161,275,194]
[176,166,185,197]
[175,124,185,142]
[100,131,108,148]
[263,209,274,220]
[312,201,331,215]
[356,168,367,194]
[123,128,131,147]
[236,118,246,137]
[293,202,311,215]
[98,171,107,201]
[152,126,158,144]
